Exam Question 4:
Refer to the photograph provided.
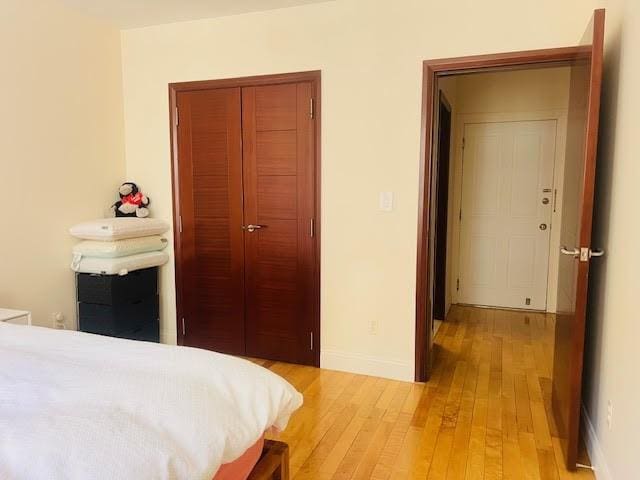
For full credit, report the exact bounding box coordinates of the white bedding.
[0,324,303,480]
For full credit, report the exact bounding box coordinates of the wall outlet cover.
[379,191,394,212]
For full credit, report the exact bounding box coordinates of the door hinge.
[175,106,179,126]
[310,219,315,237]
[181,317,186,336]
[459,209,462,222]
[462,137,465,150]
[456,278,460,291]
[310,331,314,350]
[179,215,183,233]
[310,98,315,119]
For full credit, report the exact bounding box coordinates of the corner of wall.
[582,405,613,480]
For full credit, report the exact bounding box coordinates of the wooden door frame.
[415,48,592,382]
[169,70,322,366]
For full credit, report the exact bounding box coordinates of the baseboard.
[581,405,613,480]
[320,348,413,382]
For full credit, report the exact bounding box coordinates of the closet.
[171,72,320,366]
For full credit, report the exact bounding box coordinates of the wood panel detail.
[243,82,316,365]
[175,87,245,356]
[256,131,298,176]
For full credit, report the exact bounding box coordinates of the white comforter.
[0,323,302,480]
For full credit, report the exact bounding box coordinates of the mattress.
[0,323,302,479]
[213,436,264,480]
[69,217,169,241]
[71,250,169,275]
[72,236,168,258]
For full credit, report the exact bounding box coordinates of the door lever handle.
[560,246,580,258]
[243,224,264,233]
[561,246,605,260]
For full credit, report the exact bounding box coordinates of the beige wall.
[444,68,571,314]
[120,0,599,381]
[582,1,639,478]
[0,0,125,328]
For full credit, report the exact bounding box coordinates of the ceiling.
[60,0,333,29]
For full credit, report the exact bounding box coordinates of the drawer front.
[79,295,159,342]
[77,268,158,306]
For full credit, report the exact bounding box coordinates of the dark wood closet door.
[176,87,246,355]
[241,83,316,365]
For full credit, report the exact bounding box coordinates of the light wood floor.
[255,305,594,479]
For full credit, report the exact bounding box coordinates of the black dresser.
[77,267,160,342]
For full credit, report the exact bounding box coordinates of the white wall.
[120,0,599,381]
[445,68,571,314]
[582,1,640,479]
[0,0,125,328]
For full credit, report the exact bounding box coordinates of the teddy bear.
[111,182,151,218]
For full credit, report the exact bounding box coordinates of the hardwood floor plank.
[258,305,594,480]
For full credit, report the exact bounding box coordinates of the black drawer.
[77,268,158,306]
[78,295,159,342]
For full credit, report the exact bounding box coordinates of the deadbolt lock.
[542,198,550,205]
[539,223,548,231]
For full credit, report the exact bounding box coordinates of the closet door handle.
[243,224,264,233]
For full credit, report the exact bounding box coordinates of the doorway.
[170,71,321,367]
[415,9,605,471]
[433,93,452,325]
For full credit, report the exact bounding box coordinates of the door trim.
[169,71,321,366]
[416,47,592,382]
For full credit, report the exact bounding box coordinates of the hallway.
[259,305,594,479]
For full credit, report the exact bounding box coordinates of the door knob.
[243,224,264,233]
[561,246,605,261]
[539,223,548,231]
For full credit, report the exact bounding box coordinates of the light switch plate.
[379,191,394,212]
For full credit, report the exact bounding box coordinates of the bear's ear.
[119,182,138,197]
[119,184,132,196]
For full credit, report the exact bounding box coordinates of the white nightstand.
[0,308,32,326]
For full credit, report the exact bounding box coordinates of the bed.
[0,323,302,479]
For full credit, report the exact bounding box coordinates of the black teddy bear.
[111,182,151,218]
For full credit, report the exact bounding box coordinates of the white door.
[457,120,556,310]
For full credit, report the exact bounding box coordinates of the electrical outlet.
[607,400,613,430]
[369,319,379,335]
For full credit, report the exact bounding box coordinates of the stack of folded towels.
[69,218,170,276]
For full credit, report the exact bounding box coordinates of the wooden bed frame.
[247,440,290,480]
